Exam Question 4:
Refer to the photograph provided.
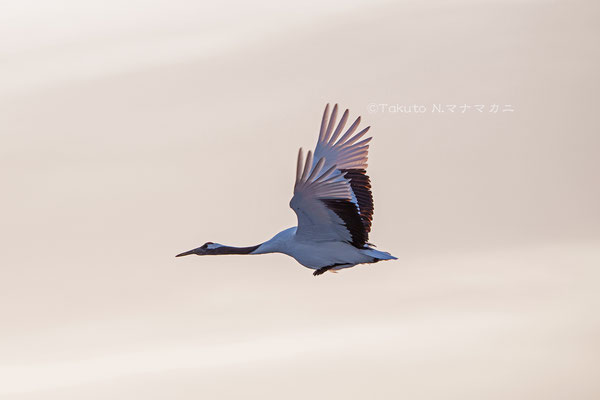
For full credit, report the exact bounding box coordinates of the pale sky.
[1,0,599,398]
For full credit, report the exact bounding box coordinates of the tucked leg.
[313,263,347,276]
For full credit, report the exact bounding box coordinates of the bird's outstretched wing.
[289,104,374,247]
[314,104,374,234]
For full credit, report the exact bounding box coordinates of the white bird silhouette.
[176,104,397,275]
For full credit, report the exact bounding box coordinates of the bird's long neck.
[175,243,262,257]
[213,244,261,255]
[176,228,293,258]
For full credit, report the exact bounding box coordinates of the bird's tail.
[361,248,397,261]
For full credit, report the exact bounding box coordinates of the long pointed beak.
[175,248,200,257]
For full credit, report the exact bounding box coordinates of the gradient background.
[1,0,599,398]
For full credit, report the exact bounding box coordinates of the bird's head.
[176,242,223,257]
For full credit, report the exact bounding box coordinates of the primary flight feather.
[176,104,397,276]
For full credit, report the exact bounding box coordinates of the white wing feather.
[289,104,373,245]
[314,103,372,172]
[290,148,354,243]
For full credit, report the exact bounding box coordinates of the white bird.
[176,104,397,275]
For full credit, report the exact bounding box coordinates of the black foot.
[313,263,346,276]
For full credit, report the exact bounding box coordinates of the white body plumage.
[251,227,396,272]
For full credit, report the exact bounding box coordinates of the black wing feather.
[341,169,374,234]
[320,198,368,248]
